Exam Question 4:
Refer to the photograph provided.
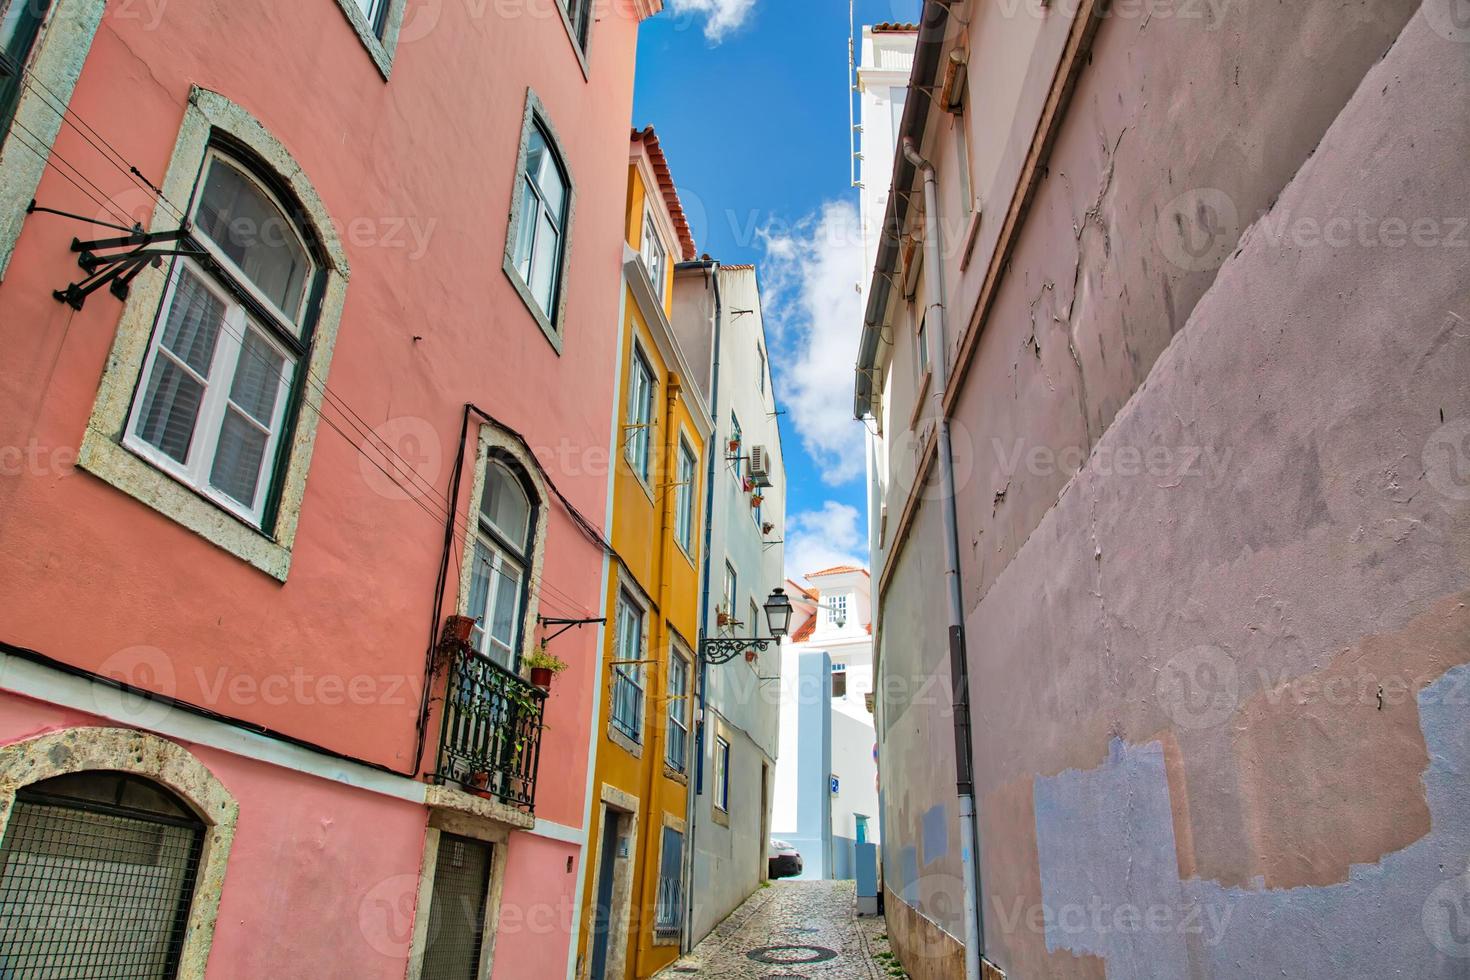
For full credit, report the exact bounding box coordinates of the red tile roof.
[790,617,817,643]
[721,263,755,271]
[806,565,869,578]
[785,579,819,602]
[632,126,697,261]
[872,22,919,32]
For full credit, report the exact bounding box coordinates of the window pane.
[195,156,312,323]
[209,408,269,508]
[481,461,531,551]
[530,210,559,313]
[229,328,286,425]
[513,177,538,281]
[135,356,206,464]
[159,269,225,375]
[468,542,493,643]
[489,561,521,648]
[530,132,566,221]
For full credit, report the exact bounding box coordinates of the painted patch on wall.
[923,803,950,865]
[1032,665,1470,978]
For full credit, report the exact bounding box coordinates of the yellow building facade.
[576,129,707,980]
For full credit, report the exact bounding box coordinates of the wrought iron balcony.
[434,647,547,812]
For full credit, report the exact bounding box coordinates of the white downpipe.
[902,136,983,980]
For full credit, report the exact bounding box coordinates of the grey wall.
[875,1,1470,977]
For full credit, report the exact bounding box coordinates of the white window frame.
[665,642,691,773]
[123,263,298,528]
[640,205,668,302]
[674,436,696,554]
[722,561,737,631]
[713,736,731,812]
[826,592,850,630]
[467,459,535,672]
[611,591,646,743]
[625,344,655,481]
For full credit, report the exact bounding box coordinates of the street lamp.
[701,588,792,665]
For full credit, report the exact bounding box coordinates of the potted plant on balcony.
[750,492,764,508]
[524,645,568,690]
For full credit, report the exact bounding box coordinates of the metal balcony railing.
[434,648,547,812]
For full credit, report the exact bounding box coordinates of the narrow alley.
[660,882,899,980]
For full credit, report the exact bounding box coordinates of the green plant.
[523,645,569,674]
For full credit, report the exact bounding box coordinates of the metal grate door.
[422,833,493,980]
[0,794,203,978]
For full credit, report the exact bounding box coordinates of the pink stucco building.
[0,0,659,976]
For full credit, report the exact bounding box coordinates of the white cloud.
[668,0,758,42]
[761,200,869,486]
[785,501,867,583]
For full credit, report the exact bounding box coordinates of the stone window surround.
[77,86,351,582]
[0,0,106,281]
[453,424,552,681]
[502,88,576,355]
[0,727,239,980]
[330,0,410,80]
[406,806,514,980]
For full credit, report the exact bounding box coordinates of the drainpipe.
[901,136,984,980]
[684,261,722,949]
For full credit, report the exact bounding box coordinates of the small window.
[0,0,51,137]
[611,592,645,742]
[728,412,742,482]
[722,561,737,629]
[756,345,766,395]
[666,645,690,772]
[654,826,684,937]
[826,592,849,630]
[468,458,537,671]
[0,771,204,978]
[625,346,655,481]
[832,663,848,700]
[509,115,571,334]
[713,737,731,812]
[124,149,320,528]
[675,438,696,552]
[749,598,760,640]
[916,312,931,381]
[641,207,668,301]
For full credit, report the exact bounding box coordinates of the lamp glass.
[763,588,792,638]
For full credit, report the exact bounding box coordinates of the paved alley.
[658,881,901,979]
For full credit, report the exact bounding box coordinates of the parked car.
[768,838,802,879]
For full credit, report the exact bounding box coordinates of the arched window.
[124,146,323,528]
[0,771,205,978]
[468,456,538,670]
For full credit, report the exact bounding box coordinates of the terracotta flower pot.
[530,667,553,689]
[442,615,475,646]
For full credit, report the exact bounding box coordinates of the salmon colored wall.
[0,0,643,832]
[0,693,429,979]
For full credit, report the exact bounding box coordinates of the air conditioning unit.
[748,444,774,487]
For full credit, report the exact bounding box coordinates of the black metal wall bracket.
[537,615,606,645]
[700,635,776,666]
[27,201,204,311]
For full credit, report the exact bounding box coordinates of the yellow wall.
[576,163,705,980]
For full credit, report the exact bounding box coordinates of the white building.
[857,24,918,581]
[772,566,878,880]
[670,261,787,947]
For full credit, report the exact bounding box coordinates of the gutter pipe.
[902,135,985,980]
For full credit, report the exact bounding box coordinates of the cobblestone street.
[658,881,903,979]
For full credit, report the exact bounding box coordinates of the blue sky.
[633,0,920,578]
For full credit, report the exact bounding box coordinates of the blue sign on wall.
[830,774,840,795]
